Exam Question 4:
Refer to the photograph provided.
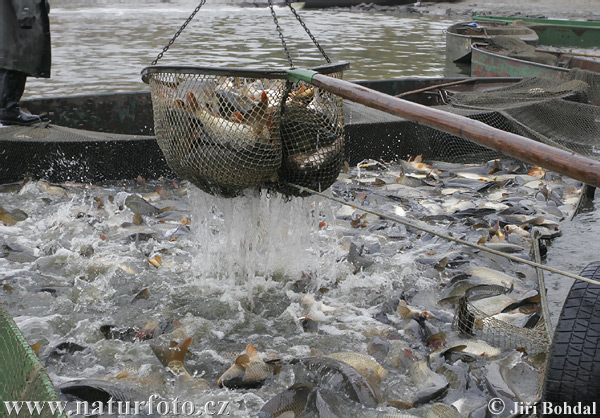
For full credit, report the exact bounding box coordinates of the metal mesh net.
[143,64,346,197]
[453,296,550,356]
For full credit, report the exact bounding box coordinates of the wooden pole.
[309,73,600,188]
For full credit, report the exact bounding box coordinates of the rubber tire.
[542,261,600,415]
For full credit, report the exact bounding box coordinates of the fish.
[150,337,210,390]
[466,266,527,291]
[397,300,433,321]
[41,341,89,363]
[425,403,462,418]
[367,337,390,361]
[289,85,315,103]
[59,379,159,417]
[401,155,441,176]
[124,195,159,216]
[470,289,539,316]
[301,294,336,323]
[446,338,503,358]
[286,135,344,173]
[100,325,139,342]
[414,316,445,349]
[346,242,374,273]
[215,89,256,117]
[299,388,342,418]
[135,318,181,340]
[38,180,70,197]
[484,352,527,403]
[386,349,449,409]
[59,379,143,402]
[0,205,28,226]
[326,352,388,386]
[258,383,313,418]
[217,343,277,389]
[292,356,379,408]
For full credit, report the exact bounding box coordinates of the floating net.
[142,63,346,197]
[0,303,64,418]
[345,74,600,166]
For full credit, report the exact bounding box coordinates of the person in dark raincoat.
[0,0,51,126]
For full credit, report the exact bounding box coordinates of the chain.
[268,0,295,68]
[286,0,331,63]
[151,0,206,66]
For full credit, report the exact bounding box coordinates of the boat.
[445,21,539,63]
[0,76,523,184]
[470,40,600,104]
[472,12,600,48]
[302,0,414,9]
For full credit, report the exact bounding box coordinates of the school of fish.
[0,154,585,417]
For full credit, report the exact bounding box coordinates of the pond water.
[24,0,464,98]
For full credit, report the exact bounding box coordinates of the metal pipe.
[294,71,600,188]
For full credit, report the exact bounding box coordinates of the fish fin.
[387,399,413,409]
[168,337,192,364]
[235,354,250,366]
[272,365,282,376]
[437,296,458,305]
[289,382,314,390]
[245,344,258,359]
[115,370,129,379]
[309,348,323,357]
[397,300,412,319]
[428,334,445,349]
[30,341,42,356]
[278,412,295,418]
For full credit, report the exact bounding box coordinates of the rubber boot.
[0,70,41,126]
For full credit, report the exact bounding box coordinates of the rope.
[533,233,553,334]
[288,183,600,286]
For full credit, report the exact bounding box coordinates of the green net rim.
[141,62,350,84]
[0,303,63,414]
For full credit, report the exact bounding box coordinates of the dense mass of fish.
[0,155,584,417]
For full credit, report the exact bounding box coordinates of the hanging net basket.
[142,63,347,197]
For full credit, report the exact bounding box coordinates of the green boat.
[472,12,600,48]
[445,21,538,63]
[471,41,600,105]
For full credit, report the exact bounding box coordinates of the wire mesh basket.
[454,295,550,355]
[142,63,348,197]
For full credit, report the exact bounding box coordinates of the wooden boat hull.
[0,77,523,184]
[446,22,539,63]
[472,13,600,48]
[470,43,600,104]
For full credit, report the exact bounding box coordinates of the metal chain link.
[268,0,295,68]
[151,0,206,66]
[285,0,332,63]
